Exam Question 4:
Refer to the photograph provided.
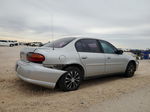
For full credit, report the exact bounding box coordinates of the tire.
[124,62,136,77]
[59,66,82,91]
[10,44,13,47]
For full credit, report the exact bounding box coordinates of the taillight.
[27,52,45,63]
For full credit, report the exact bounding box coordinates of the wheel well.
[62,64,85,77]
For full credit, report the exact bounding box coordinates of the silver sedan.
[16,37,139,91]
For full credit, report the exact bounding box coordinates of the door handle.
[107,57,111,59]
[81,56,88,59]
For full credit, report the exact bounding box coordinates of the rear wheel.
[124,62,136,77]
[59,66,82,91]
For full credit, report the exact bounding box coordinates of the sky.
[0,0,150,49]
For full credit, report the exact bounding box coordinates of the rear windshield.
[43,37,76,48]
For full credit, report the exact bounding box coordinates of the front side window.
[43,37,76,48]
[75,39,101,53]
[100,40,117,54]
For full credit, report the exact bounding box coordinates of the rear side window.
[75,39,101,53]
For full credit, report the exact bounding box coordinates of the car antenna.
[51,15,54,50]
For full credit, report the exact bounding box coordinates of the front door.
[99,40,127,74]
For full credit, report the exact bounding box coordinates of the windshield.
[0,40,7,42]
[43,37,76,48]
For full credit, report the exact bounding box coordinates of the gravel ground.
[0,46,150,112]
[84,84,150,112]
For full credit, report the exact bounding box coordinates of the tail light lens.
[27,52,45,63]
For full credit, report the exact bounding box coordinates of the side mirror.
[115,50,123,55]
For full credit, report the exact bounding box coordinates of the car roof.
[67,37,103,41]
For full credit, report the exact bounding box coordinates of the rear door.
[99,40,127,74]
[75,39,106,77]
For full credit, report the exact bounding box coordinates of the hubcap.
[71,78,75,82]
[65,71,80,89]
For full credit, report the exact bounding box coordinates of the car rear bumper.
[16,60,66,88]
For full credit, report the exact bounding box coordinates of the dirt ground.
[0,46,150,112]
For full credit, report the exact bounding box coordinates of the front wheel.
[124,62,136,77]
[9,44,13,47]
[59,66,82,91]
